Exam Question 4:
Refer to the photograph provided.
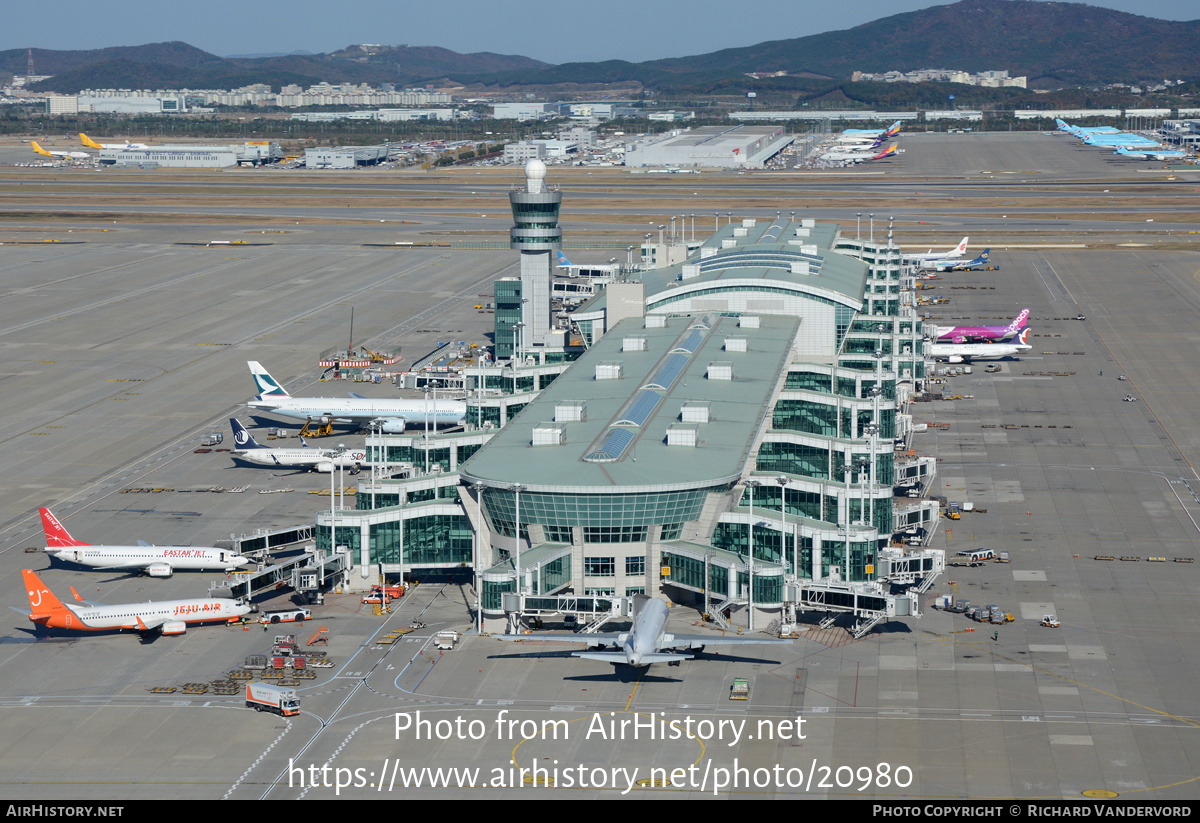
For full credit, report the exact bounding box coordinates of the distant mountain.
[453,0,1200,90]
[15,41,548,94]
[11,2,1200,97]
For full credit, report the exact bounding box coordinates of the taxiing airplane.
[928,329,1031,363]
[79,133,150,150]
[39,508,249,577]
[229,418,367,472]
[1114,145,1190,161]
[20,569,251,636]
[930,249,991,272]
[934,309,1029,344]
[904,237,969,265]
[493,595,791,667]
[31,142,90,160]
[247,361,466,433]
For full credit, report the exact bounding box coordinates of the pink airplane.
[933,309,1029,344]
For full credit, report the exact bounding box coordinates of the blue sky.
[5,0,1198,65]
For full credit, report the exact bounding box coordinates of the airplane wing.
[68,585,107,608]
[493,631,629,646]
[348,392,367,399]
[660,633,793,649]
[135,613,172,632]
[137,540,152,547]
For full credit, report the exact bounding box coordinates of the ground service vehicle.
[246,682,300,716]
[730,678,750,700]
[260,607,311,624]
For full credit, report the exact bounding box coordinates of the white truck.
[246,682,300,716]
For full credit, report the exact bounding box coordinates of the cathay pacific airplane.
[39,508,249,577]
[246,361,466,433]
[934,309,1029,344]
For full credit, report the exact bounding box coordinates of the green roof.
[460,313,800,493]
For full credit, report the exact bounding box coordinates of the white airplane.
[80,133,150,150]
[841,120,902,139]
[246,361,466,433]
[928,329,1031,363]
[818,143,899,163]
[31,141,90,160]
[39,508,250,577]
[229,418,366,472]
[904,237,968,265]
[928,248,991,272]
[20,569,251,636]
[493,595,791,667]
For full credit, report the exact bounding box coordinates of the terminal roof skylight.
[583,427,636,463]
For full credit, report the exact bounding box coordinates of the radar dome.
[524,158,547,180]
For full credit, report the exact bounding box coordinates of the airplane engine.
[147,563,173,578]
[380,418,407,434]
[946,355,964,364]
[161,621,187,636]
[314,462,333,473]
[319,414,334,425]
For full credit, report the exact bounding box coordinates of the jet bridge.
[790,580,920,639]
[501,593,632,635]
[214,547,350,602]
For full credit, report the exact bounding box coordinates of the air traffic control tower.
[508,159,561,352]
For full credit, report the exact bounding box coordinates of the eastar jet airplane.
[1114,145,1190,161]
[904,237,969,265]
[930,249,991,272]
[20,569,251,636]
[229,418,366,472]
[493,595,791,667]
[39,508,250,577]
[31,142,90,160]
[79,133,150,150]
[246,361,466,433]
[934,309,1029,344]
[928,329,1031,363]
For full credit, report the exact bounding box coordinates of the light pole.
[511,322,524,395]
[509,483,526,595]
[777,474,792,578]
[745,479,761,632]
[471,482,487,634]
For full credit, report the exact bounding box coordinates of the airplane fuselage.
[46,546,248,574]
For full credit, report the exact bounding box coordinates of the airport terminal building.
[313,177,940,630]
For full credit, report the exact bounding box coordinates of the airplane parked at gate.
[229,418,366,472]
[19,569,251,636]
[934,309,1029,344]
[39,508,250,577]
[929,249,991,272]
[493,595,791,667]
[246,361,466,433]
[904,237,968,265]
[928,329,1031,363]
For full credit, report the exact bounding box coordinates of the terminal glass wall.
[482,488,712,537]
[368,514,473,566]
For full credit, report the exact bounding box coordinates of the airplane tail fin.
[955,237,968,255]
[229,418,265,449]
[79,133,104,150]
[1007,309,1030,335]
[22,569,71,619]
[248,361,290,398]
[1017,328,1030,346]
[886,120,901,136]
[556,251,572,268]
[40,508,89,548]
[31,142,53,157]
